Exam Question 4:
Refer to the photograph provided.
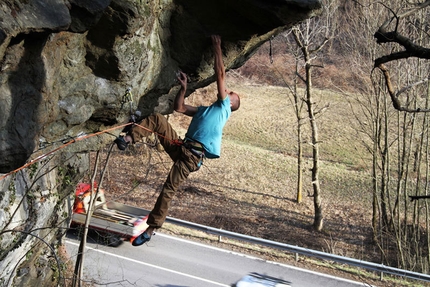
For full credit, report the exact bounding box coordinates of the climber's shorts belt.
[183,139,205,158]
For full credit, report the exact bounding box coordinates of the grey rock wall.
[0,0,321,286]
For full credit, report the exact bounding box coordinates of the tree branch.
[310,37,329,54]
[374,32,430,66]
[377,64,430,112]
[374,0,430,66]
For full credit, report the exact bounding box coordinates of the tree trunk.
[304,59,323,231]
[297,129,303,203]
[291,14,329,231]
[294,56,304,204]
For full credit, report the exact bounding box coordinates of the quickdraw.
[269,35,274,64]
[122,87,133,114]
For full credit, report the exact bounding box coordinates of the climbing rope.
[0,123,133,182]
[0,120,185,182]
[0,110,186,182]
[2,86,141,182]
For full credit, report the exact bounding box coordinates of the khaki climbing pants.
[130,113,202,228]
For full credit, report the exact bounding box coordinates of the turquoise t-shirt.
[185,96,231,158]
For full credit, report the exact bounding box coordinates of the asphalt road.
[65,231,374,287]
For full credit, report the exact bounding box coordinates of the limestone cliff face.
[0,0,321,286]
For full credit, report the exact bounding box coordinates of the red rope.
[0,120,184,182]
[0,123,132,182]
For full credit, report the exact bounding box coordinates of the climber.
[114,34,240,246]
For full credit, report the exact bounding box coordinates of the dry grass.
[97,74,427,287]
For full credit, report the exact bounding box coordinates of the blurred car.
[233,272,292,287]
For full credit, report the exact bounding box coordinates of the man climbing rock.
[114,35,240,246]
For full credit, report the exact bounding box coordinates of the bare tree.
[345,0,430,271]
[290,53,306,204]
[288,0,337,231]
[72,144,114,287]
[268,34,307,203]
[374,0,430,112]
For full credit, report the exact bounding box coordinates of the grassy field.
[102,74,426,287]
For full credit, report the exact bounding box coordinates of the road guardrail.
[165,215,430,283]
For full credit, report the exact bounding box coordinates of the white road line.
[65,240,229,287]
[157,233,374,287]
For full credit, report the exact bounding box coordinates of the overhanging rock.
[0,0,321,172]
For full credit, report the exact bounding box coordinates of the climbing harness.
[183,138,205,158]
[183,138,205,169]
